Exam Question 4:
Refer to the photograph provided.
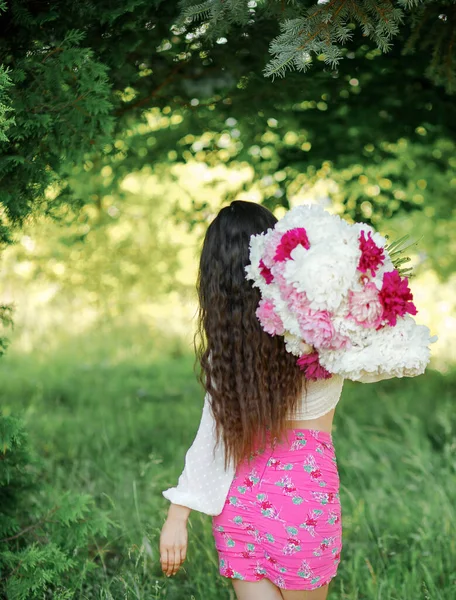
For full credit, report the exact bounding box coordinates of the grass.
[1,324,455,599]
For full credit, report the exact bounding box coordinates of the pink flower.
[379,270,417,326]
[298,309,335,349]
[348,281,383,328]
[296,351,332,381]
[256,299,285,336]
[288,288,311,314]
[358,230,385,277]
[259,259,274,284]
[274,272,299,302]
[329,331,351,351]
[294,308,349,351]
[274,228,310,262]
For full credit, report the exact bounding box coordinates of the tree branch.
[115,62,186,116]
[0,506,59,543]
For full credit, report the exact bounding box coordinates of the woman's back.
[289,374,344,421]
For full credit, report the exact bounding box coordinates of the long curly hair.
[195,200,305,469]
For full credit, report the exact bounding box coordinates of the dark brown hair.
[195,200,304,468]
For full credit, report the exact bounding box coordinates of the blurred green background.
[1,1,455,599]
[0,164,455,600]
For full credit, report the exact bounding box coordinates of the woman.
[160,200,388,600]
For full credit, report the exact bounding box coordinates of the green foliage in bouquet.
[0,413,115,599]
[385,233,420,279]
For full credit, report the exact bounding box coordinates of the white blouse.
[162,373,392,516]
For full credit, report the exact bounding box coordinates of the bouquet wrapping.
[245,204,436,382]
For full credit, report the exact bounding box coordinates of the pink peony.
[358,230,385,277]
[348,281,383,328]
[274,228,310,262]
[287,287,312,314]
[329,331,352,351]
[296,351,332,381]
[297,309,335,349]
[379,270,417,327]
[256,299,285,336]
[259,259,274,284]
[274,272,299,302]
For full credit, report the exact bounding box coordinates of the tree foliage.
[178,0,456,90]
[1,3,454,593]
[0,0,454,277]
[0,413,115,598]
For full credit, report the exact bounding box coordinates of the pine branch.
[403,4,432,52]
[444,19,455,91]
[174,1,456,93]
[179,0,216,21]
[397,0,425,7]
[0,506,59,543]
[115,62,185,116]
[0,66,16,142]
[264,0,405,79]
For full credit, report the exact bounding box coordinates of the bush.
[0,413,115,599]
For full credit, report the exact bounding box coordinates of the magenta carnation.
[296,351,332,381]
[274,228,310,262]
[259,259,274,284]
[256,299,285,336]
[358,230,385,277]
[379,270,417,327]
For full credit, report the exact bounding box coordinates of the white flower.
[319,316,435,380]
[275,203,351,247]
[352,222,387,249]
[284,333,303,356]
[283,242,360,311]
[273,294,301,337]
[245,203,434,382]
[245,231,268,285]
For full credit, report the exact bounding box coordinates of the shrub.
[0,413,115,599]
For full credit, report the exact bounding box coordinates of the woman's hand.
[159,504,190,577]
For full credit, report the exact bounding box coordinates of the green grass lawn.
[1,326,455,599]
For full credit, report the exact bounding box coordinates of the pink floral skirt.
[212,428,342,590]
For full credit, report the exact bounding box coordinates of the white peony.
[319,315,435,380]
[275,203,351,247]
[284,332,303,356]
[245,203,436,382]
[244,231,268,286]
[283,242,360,312]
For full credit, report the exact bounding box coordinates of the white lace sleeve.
[162,393,235,516]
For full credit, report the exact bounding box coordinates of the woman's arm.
[160,503,190,577]
[160,392,235,576]
[162,392,235,515]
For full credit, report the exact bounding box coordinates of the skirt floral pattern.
[212,428,342,590]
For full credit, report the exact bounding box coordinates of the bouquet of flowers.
[245,204,437,382]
